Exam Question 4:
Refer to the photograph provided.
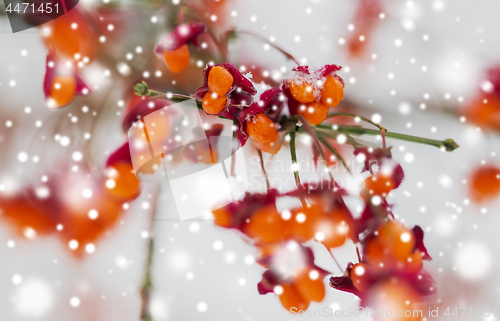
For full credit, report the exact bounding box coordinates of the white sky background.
[0,0,500,320]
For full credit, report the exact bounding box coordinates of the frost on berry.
[283,64,344,125]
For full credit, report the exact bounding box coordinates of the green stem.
[134,82,460,153]
[230,120,238,176]
[289,130,307,208]
[339,130,359,147]
[314,128,372,147]
[318,124,459,152]
[289,130,300,186]
[326,112,386,132]
[317,136,352,174]
[325,112,387,148]
[295,114,336,180]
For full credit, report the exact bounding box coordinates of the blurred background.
[0,0,499,320]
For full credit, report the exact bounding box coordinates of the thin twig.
[326,112,386,132]
[355,243,362,263]
[140,191,159,321]
[324,244,343,273]
[317,136,352,174]
[289,130,307,208]
[232,29,300,65]
[257,148,270,190]
[181,4,229,62]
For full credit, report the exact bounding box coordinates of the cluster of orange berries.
[285,65,345,125]
[463,66,500,132]
[352,148,428,288]
[194,63,257,117]
[202,66,234,114]
[213,188,353,249]
[212,184,356,310]
[212,137,433,314]
[215,177,432,314]
[0,143,141,257]
[352,221,425,292]
[192,63,346,156]
[323,147,434,320]
[328,220,433,321]
[353,147,405,200]
[458,68,500,204]
[257,243,330,311]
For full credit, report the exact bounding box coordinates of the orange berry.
[378,221,415,261]
[469,166,500,203]
[202,92,227,114]
[245,113,276,143]
[208,66,234,96]
[464,94,500,129]
[49,76,77,108]
[364,172,395,196]
[290,80,316,103]
[366,278,423,321]
[252,130,282,154]
[144,112,172,154]
[257,244,283,264]
[43,10,99,60]
[65,196,122,247]
[295,268,326,302]
[288,203,324,242]
[364,237,388,269]
[405,251,423,273]
[212,206,232,227]
[163,43,190,73]
[320,75,344,107]
[350,263,369,292]
[277,284,310,312]
[0,198,55,237]
[316,210,352,248]
[296,101,329,125]
[104,162,141,200]
[245,204,288,243]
